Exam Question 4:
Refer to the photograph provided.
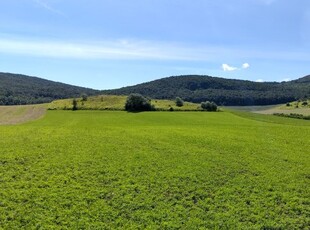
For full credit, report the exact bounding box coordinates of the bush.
[125,94,154,112]
[201,101,217,111]
[302,101,308,106]
[175,97,184,107]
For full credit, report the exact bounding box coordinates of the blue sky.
[1,0,310,89]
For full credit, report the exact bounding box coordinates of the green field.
[0,110,309,229]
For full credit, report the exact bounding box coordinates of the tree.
[175,97,184,107]
[72,98,78,111]
[201,101,217,111]
[125,94,154,112]
[81,93,88,101]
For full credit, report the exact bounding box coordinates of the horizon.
[3,71,308,91]
[1,0,310,89]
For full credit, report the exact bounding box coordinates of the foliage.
[175,97,184,107]
[81,94,88,101]
[0,72,99,105]
[125,94,154,112]
[201,101,217,111]
[0,111,309,229]
[103,75,310,106]
[273,113,310,120]
[72,99,78,111]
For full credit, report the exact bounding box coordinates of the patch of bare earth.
[0,105,46,125]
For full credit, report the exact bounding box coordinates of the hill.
[0,72,99,105]
[48,95,201,111]
[103,75,310,106]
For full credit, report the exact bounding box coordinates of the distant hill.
[104,75,310,106]
[0,72,99,105]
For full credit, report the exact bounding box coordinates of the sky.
[1,0,310,89]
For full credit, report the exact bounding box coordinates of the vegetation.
[0,110,309,228]
[48,95,202,111]
[125,94,154,112]
[1,72,309,106]
[273,113,310,120]
[72,99,78,111]
[201,101,218,111]
[0,72,99,105]
[175,97,184,107]
[103,75,310,106]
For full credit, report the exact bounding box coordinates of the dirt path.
[0,105,46,125]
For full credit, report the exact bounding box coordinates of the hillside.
[48,95,201,111]
[104,75,310,106]
[0,72,99,105]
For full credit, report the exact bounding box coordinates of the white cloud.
[255,79,264,82]
[242,63,250,69]
[222,64,238,71]
[281,78,291,82]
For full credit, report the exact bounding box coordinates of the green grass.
[225,100,310,116]
[0,111,309,229]
[48,95,201,111]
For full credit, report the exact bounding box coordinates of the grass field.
[48,95,201,111]
[0,105,46,125]
[0,110,309,229]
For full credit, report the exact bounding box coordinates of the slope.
[0,72,99,105]
[103,75,310,106]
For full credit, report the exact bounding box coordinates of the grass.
[0,104,46,125]
[0,110,309,229]
[48,95,201,111]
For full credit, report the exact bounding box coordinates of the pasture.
[0,110,309,229]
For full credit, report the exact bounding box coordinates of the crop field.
[0,110,309,229]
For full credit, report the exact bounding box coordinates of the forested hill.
[0,72,99,105]
[104,75,310,106]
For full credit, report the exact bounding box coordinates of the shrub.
[302,101,308,106]
[201,101,217,111]
[125,94,154,112]
[175,97,184,107]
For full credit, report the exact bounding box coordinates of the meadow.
[0,110,309,229]
[48,95,201,111]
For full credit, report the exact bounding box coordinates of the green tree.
[81,93,88,101]
[125,94,154,112]
[201,101,217,111]
[72,98,78,111]
[175,97,184,107]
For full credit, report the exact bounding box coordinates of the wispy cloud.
[222,64,238,71]
[33,0,65,16]
[0,38,210,61]
[1,36,310,63]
